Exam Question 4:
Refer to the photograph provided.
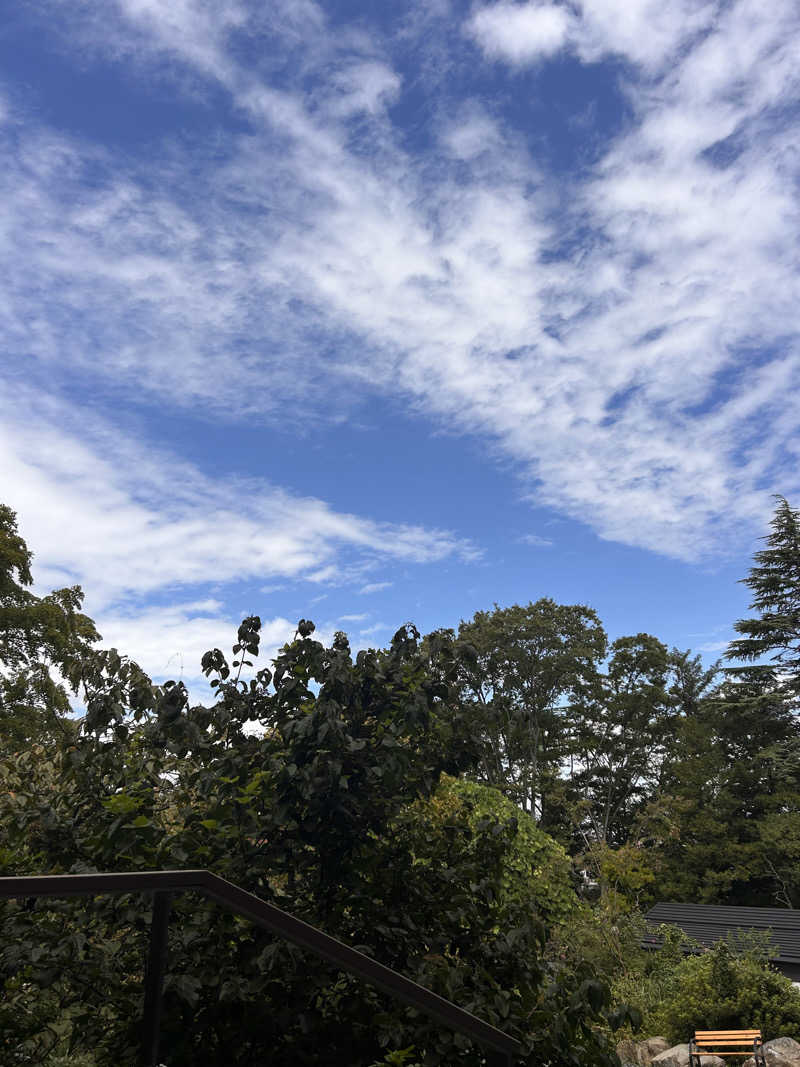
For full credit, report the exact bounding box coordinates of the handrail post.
[142,890,171,1067]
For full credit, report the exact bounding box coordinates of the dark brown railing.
[0,870,521,1066]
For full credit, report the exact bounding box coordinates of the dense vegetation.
[1,497,799,1065]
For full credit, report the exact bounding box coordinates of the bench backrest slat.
[695,1032,761,1038]
[695,1032,761,1037]
[692,1030,762,1054]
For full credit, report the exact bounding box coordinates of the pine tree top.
[725,496,800,692]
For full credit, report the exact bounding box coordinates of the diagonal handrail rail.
[0,870,520,1066]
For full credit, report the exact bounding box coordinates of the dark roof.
[644,903,800,967]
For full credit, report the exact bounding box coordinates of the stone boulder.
[652,1043,724,1067]
[743,1037,800,1067]
[644,1038,672,1063]
[618,1037,671,1066]
[617,1037,640,1065]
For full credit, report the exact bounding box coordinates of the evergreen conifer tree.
[726,496,800,698]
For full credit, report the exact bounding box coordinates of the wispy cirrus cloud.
[0,384,475,618]
[697,640,729,654]
[520,533,553,547]
[358,582,393,596]
[3,0,800,574]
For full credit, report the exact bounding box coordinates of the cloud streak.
[0,382,474,681]
[2,0,799,571]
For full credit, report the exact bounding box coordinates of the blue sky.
[1,0,798,697]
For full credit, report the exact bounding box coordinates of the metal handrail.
[0,870,520,1066]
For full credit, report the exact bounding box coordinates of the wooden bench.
[690,1031,766,1067]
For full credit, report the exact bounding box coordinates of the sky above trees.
[1,0,798,694]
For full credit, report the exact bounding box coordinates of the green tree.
[0,505,99,757]
[440,599,607,827]
[650,499,800,907]
[568,634,675,851]
[558,641,722,909]
[726,496,800,698]
[653,674,800,906]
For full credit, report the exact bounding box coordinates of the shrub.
[654,941,800,1044]
[610,925,692,1037]
[412,775,578,928]
[548,897,654,987]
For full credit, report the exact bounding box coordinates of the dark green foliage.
[1,612,624,1066]
[727,495,800,697]
[654,671,800,906]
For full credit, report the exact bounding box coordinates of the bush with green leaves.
[655,940,800,1044]
[547,902,650,992]
[607,929,800,1044]
[411,775,578,929]
[609,924,692,1038]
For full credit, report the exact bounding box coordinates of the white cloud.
[573,0,716,73]
[359,582,393,595]
[96,601,294,681]
[467,3,574,65]
[440,106,506,161]
[88,0,246,85]
[466,0,717,73]
[2,0,800,570]
[520,533,553,547]
[0,385,473,622]
[92,604,343,709]
[697,640,728,653]
[338,612,369,622]
[325,61,402,117]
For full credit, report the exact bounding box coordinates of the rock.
[652,1043,691,1067]
[617,1037,672,1066]
[644,1039,671,1062]
[743,1037,800,1067]
[618,1038,640,1065]
[652,1044,724,1067]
